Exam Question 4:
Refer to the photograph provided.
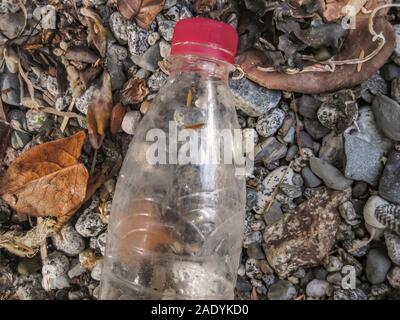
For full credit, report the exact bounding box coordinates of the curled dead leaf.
[238,17,395,94]
[117,0,165,29]
[110,103,126,135]
[65,45,99,64]
[80,8,107,57]
[121,76,149,105]
[87,72,113,149]
[0,131,89,218]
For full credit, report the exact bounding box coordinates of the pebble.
[352,181,369,198]
[1,72,20,106]
[256,108,285,138]
[109,12,130,44]
[312,267,327,281]
[159,40,171,59]
[230,78,281,117]
[365,248,392,284]
[326,272,342,285]
[26,109,47,132]
[264,189,350,278]
[246,243,265,260]
[245,258,262,279]
[353,106,393,154]
[121,111,141,135]
[380,63,400,81]
[243,231,262,247]
[11,131,31,150]
[309,157,352,191]
[158,20,175,41]
[75,85,96,115]
[165,6,179,21]
[297,95,321,119]
[372,95,400,141]
[75,210,106,238]
[393,25,400,65]
[107,45,127,91]
[318,132,344,169]
[147,70,167,92]
[303,118,331,140]
[267,280,297,300]
[379,149,400,205]
[254,166,294,213]
[333,289,367,300]
[306,279,329,298]
[91,260,103,281]
[263,201,283,225]
[387,267,400,288]
[128,22,153,57]
[301,166,322,188]
[97,232,107,256]
[52,223,86,256]
[42,252,70,277]
[16,282,49,300]
[179,6,193,19]
[131,43,161,72]
[339,201,361,226]
[236,276,252,292]
[391,77,400,103]
[254,137,287,163]
[384,231,400,265]
[262,274,276,287]
[325,256,343,272]
[67,260,87,278]
[343,133,383,186]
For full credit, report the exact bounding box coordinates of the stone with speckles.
[263,188,351,278]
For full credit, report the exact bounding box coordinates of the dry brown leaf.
[87,71,113,149]
[121,76,149,105]
[238,16,395,94]
[110,102,126,135]
[80,8,107,57]
[117,0,165,29]
[0,131,89,218]
[194,0,217,14]
[322,0,389,22]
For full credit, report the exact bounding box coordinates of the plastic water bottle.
[100,18,246,300]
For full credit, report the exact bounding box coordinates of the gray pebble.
[372,95,400,141]
[52,223,85,256]
[298,95,321,119]
[365,248,392,284]
[1,72,20,106]
[26,109,46,132]
[267,280,297,300]
[230,78,281,117]
[352,181,368,198]
[97,232,107,256]
[256,108,286,138]
[379,149,400,205]
[306,279,329,298]
[344,133,384,186]
[263,201,283,225]
[147,70,167,92]
[333,289,367,300]
[246,243,265,260]
[254,137,287,163]
[131,43,161,72]
[42,251,69,277]
[309,157,352,190]
[75,85,96,115]
[11,131,31,150]
[158,20,175,41]
[236,276,252,292]
[384,231,400,265]
[75,210,106,238]
[387,266,400,288]
[304,118,330,140]
[301,166,322,188]
[121,111,141,135]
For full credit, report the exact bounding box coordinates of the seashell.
[363,195,388,230]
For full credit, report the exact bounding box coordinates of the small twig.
[91,148,98,174]
[60,97,76,132]
[37,217,48,262]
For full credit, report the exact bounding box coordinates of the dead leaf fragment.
[194,0,217,14]
[80,8,107,57]
[110,103,126,135]
[117,0,165,29]
[0,131,89,218]
[121,77,149,105]
[87,72,113,149]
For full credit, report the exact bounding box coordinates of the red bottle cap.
[171,17,238,65]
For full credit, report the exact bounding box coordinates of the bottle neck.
[169,55,234,82]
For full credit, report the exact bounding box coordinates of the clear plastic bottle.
[100,18,246,300]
